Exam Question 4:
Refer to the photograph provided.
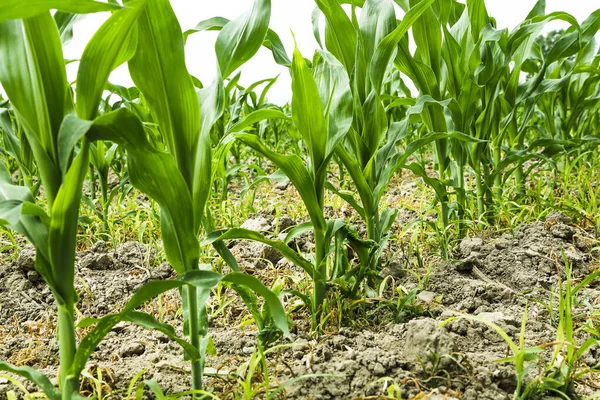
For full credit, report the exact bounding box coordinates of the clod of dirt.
[459,237,484,257]
[277,216,296,232]
[417,290,439,303]
[16,245,36,272]
[380,260,406,278]
[240,217,272,232]
[152,262,173,279]
[404,318,456,361]
[114,241,156,268]
[119,342,146,357]
[230,241,283,269]
[79,241,113,270]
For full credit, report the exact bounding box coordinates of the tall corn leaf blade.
[410,0,442,81]
[291,46,327,175]
[126,0,200,190]
[215,0,271,78]
[314,0,357,73]
[76,0,145,120]
[0,13,69,206]
[369,0,436,94]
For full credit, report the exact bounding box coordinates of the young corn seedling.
[75,0,290,394]
[0,2,156,398]
[207,44,356,330]
[314,0,481,258]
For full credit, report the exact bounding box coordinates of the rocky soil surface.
[1,212,599,399]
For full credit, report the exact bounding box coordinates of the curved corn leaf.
[184,17,290,67]
[226,109,289,135]
[204,228,315,276]
[76,0,146,120]
[85,109,200,274]
[70,270,223,378]
[215,0,271,78]
[54,12,83,45]
[222,272,290,336]
[234,133,327,231]
[0,0,119,23]
[0,362,60,400]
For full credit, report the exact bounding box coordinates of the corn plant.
[74,0,290,393]
[0,2,151,398]
[312,0,480,263]
[206,44,357,330]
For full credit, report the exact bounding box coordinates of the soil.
[1,212,600,399]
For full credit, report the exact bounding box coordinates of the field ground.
[1,169,599,399]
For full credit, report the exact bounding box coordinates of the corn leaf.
[223,273,290,337]
[185,17,291,67]
[314,0,357,72]
[86,108,200,274]
[76,0,146,120]
[369,0,436,93]
[291,46,327,170]
[127,0,199,187]
[215,0,271,78]
[71,270,223,378]
[48,140,89,306]
[235,133,327,231]
[0,14,69,205]
[204,228,315,276]
[0,0,119,23]
[0,362,60,400]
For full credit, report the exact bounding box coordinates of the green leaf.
[223,272,290,337]
[185,17,291,67]
[204,228,315,276]
[86,109,200,274]
[466,0,490,41]
[227,109,288,135]
[0,362,60,400]
[234,133,327,231]
[291,46,327,170]
[126,0,199,188]
[0,14,70,205]
[124,311,200,360]
[314,0,357,72]
[215,0,271,78]
[369,0,436,93]
[54,12,83,45]
[0,0,119,23]
[76,0,146,120]
[71,271,223,378]
[47,140,89,306]
[314,50,353,157]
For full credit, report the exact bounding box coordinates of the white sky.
[61,0,600,105]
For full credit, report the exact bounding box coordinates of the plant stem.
[182,285,203,397]
[475,166,485,217]
[312,228,327,330]
[57,304,78,400]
